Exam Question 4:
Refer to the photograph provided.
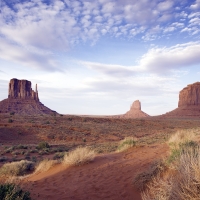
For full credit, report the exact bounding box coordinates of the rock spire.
[122,100,149,118]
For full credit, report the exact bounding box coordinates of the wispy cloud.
[82,42,200,77]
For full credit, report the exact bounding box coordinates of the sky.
[0,0,200,115]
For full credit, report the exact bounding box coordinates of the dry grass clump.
[168,129,195,150]
[63,147,95,166]
[141,129,200,200]
[133,160,167,191]
[117,137,136,152]
[35,159,58,173]
[0,160,34,177]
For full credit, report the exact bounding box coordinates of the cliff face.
[161,82,200,118]
[0,78,56,115]
[178,82,200,107]
[8,79,39,101]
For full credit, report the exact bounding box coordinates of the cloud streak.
[82,42,200,77]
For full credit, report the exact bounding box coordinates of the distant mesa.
[163,82,200,118]
[121,100,150,118]
[0,78,57,115]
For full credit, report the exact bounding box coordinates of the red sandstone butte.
[163,82,200,118]
[0,78,56,115]
[122,100,149,118]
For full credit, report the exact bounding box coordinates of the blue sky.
[0,0,200,115]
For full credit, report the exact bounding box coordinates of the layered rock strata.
[0,78,56,115]
[163,82,200,118]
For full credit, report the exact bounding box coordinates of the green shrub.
[37,142,50,150]
[10,112,15,116]
[117,137,136,152]
[0,183,31,200]
[8,119,13,123]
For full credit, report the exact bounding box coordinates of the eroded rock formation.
[122,100,149,118]
[8,79,39,101]
[178,82,200,107]
[162,82,200,118]
[0,78,56,115]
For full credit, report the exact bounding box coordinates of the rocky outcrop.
[8,79,39,100]
[178,82,200,107]
[162,82,200,118]
[122,100,149,118]
[0,78,56,115]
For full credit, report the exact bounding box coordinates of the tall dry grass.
[63,147,95,166]
[34,159,58,173]
[168,129,195,150]
[0,160,34,177]
[141,129,200,200]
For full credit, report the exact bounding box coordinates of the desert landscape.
[0,78,200,199]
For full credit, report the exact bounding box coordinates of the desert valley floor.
[1,113,200,199]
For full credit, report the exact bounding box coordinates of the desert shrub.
[53,152,65,160]
[9,112,15,116]
[8,119,13,123]
[35,159,58,173]
[141,130,200,200]
[168,129,195,150]
[37,141,50,150]
[167,130,198,164]
[63,147,95,166]
[117,137,136,152]
[0,160,35,177]
[133,160,167,191]
[0,157,8,162]
[0,183,31,200]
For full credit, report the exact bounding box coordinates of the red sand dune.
[22,144,168,200]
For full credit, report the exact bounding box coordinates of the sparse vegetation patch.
[63,147,95,166]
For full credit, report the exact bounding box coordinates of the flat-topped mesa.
[8,78,39,101]
[178,82,200,107]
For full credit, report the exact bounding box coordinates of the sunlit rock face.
[178,82,200,107]
[161,82,200,118]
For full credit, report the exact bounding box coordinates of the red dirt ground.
[22,143,169,200]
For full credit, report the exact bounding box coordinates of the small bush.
[53,152,65,160]
[63,147,95,166]
[10,112,15,116]
[0,160,35,177]
[117,137,136,152]
[0,183,31,200]
[35,159,58,173]
[133,160,167,191]
[8,119,13,123]
[37,142,50,150]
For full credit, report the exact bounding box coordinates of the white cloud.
[157,1,174,11]
[190,0,200,9]
[81,42,200,77]
[0,37,60,71]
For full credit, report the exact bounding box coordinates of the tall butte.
[0,78,56,115]
[121,100,150,118]
[163,82,200,118]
